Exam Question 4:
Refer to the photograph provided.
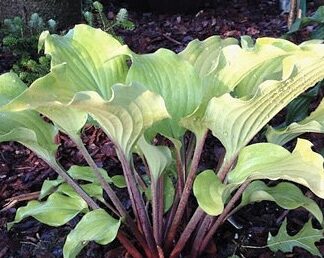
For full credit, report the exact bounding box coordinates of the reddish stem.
[169,208,205,258]
[197,181,250,256]
[117,148,158,258]
[164,131,207,254]
[117,231,143,258]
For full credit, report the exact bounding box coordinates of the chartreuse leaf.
[39,24,128,100]
[63,209,121,258]
[4,24,128,137]
[68,83,170,159]
[40,181,104,203]
[67,165,112,184]
[267,219,323,256]
[228,139,324,199]
[193,170,226,216]
[136,136,172,182]
[183,53,324,162]
[237,181,323,223]
[39,166,125,199]
[111,175,126,188]
[266,97,324,145]
[68,166,126,189]
[39,179,64,199]
[8,192,88,229]
[57,183,104,203]
[111,45,203,140]
[213,38,311,97]
[0,73,58,164]
[179,36,237,98]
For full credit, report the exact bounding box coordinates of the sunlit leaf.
[68,83,169,159]
[183,53,324,161]
[4,24,128,137]
[228,139,324,199]
[0,73,58,164]
[39,24,128,100]
[112,45,203,140]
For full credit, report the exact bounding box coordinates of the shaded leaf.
[266,97,324,145]
[8,192,88,229]
[63,209,120,258]
[238,181,323,223]
[136,136,171,182]
[193,170,226,216]
[164,175,175,213]
[267,219,323,256]
[67,165,112,184]
[111,175,126,188]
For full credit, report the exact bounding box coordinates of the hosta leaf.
[179,36,238,74]
[238,181,323,223]
[39,166,125,199]
[284,84,322,125]
[67,166,112,184]
[184,53,324,161]
[113,45,203,140]
[0,73,58,163]
[136,136,172,182]
[193,170,226,216]
[39,24,127,100]
[221,38,300,97]
[8,192,88,229]
[2,65,88,136]
[111,175,126,188]
[267,219,323,256]
[63,209,120,258]
[266,97,324,145]
[67,83,170,159]
[57,183,104,203]
[39,178,64,199]
[179,36,237,98]
[228,139,324,198]
[4,24,128,137]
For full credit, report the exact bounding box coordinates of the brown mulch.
[1,0,324,257]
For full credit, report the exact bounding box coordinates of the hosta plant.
[1,24,324,258]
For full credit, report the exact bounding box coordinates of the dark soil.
[1,0,324,257]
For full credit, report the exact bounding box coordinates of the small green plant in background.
[83,0,134,42]
[1,13,56,85]
[1,25,324,258]
[287,5,324,39]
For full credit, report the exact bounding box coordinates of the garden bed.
[0,0,324,257]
